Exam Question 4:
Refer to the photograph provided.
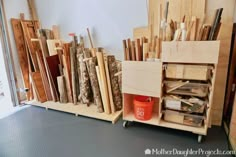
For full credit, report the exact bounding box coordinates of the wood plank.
[88,58,104,113]
[107,56,122,111]
[96,52,111,114]
[105,57,116,113]
[31,72,47,103]
[52,25,60,39]
[46,55,60,96]
[205,0,235,125]
[122,61,162,97]
[133,26,149,40]
[162,41,220,64]
[57,76,68,103]
[11,18,30,100]
[21,20,40,71]
[36,51,52,101]
[46,39,62,56]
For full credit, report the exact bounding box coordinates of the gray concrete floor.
[0,106,232,157]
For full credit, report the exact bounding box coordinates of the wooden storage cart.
[122,41,220,142]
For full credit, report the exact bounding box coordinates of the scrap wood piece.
[46,54,61,97]
[88,58,104,112]
[122,40,127,60]
[36,51,53,101]
[77,53,92,105]
[166,81,190,93]
[52,25,60,39]
[11,18,30,100]
[71,46,79,104]
[87,28,94,49]
[62,55,73,103]
[107,56,122,111]
[57,76,68,103]
[131,41,136,61]
[31,72,47,103]
[47,39,62,56]
[169,95,194,107]
[21,20,40,71]
[105,57,116,113]
[96,52,111,114]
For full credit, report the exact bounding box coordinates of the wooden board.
[96,52,111,114]
[205,0,235,125]
[162,41,220,64]
[47,39,62,56]
[36,51,52,101]
[29,101,122,124]
[133,27,150,40]
[104,58,116,113]
[149,0,206,37]
[21,20,40,71]
[11,18,30,100]
[122,61,162,97]
[46,55,60,96]
[31,72,47,102]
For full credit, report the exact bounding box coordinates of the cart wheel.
[123,121,129,128]
[198,135,203,143]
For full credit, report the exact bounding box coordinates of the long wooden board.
[47,39,62,56]
[11,18,30,100]
[36,51,52,101]
[21,20,40,71]
[46,55,61,96]
[31,72,47,103]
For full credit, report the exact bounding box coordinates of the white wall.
[35,0,148,60]
[3,0,30,100]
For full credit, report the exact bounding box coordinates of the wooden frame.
[122,41,220,141]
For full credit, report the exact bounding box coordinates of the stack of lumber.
[11,17,122,114]
[128,0,223,62]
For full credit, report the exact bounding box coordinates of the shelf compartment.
[164,64,212,81]
[163,110,204,127]
[164,81,209,97]
[122,61,162,97]
[123,93,160,125]
[161,41,220,64]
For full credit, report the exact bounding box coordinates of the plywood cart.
[122,41,220,142]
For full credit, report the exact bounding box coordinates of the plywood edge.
[28,101,122,124]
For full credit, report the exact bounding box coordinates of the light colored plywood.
[122,61,162,97]
[46,39,62,56]
[29,101,122,124]
[133,27,149,40]
[162,41,220,64]
[104,58,115,113]
[31,72,47,103]
[96,52,111,114]
[165,64,211,81]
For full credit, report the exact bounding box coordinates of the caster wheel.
[198,135,203,143]
[123,121,129,128]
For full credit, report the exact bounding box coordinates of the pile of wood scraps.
[11,16,122,116]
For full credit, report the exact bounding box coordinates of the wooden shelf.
[28,101,122,124]
[159,120,207,135]
[123,111,160,126]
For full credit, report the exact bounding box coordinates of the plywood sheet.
[21,20,40,71]
[47,39,62,56]
[31,72,47,103]
[11,18,30,100]
[46,55,60,96]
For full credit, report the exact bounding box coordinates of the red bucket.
[133,96,154,121]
